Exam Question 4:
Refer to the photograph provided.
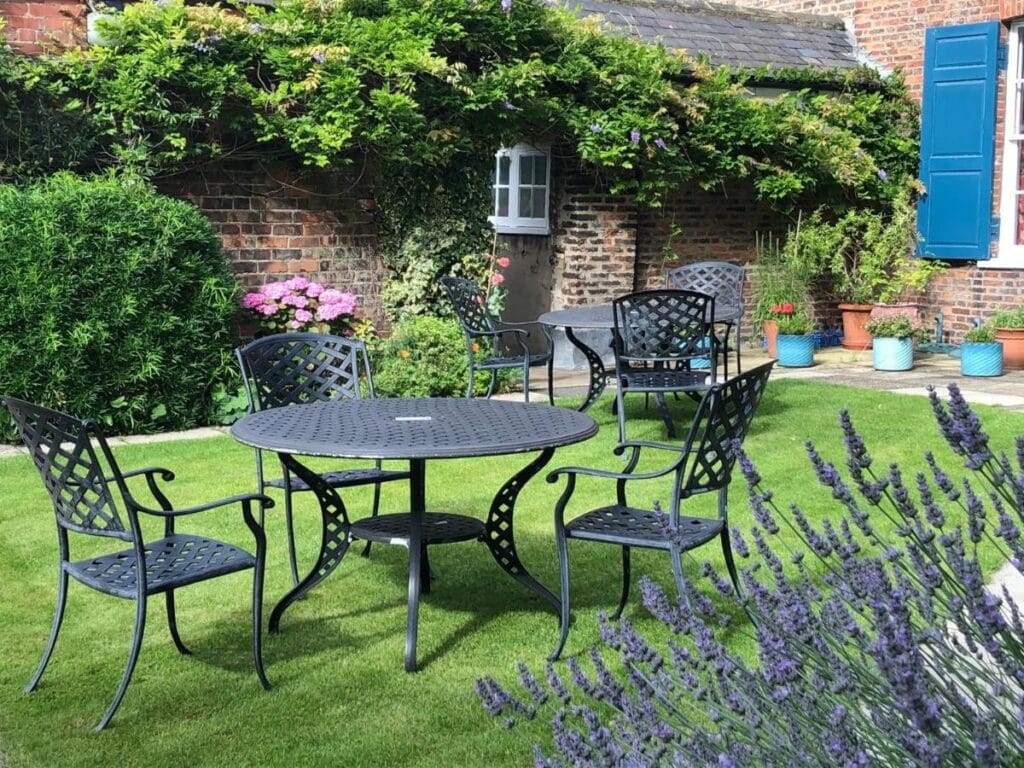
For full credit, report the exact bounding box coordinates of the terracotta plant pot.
[995,328,1024,370]
[763,319,778,358]
[839,303,873,350]
[870,302,923,323]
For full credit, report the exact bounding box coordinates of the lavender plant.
[477,384,1024,767]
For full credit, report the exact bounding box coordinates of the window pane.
[531,187,547,219]
[519,187,531,219]
[519,154,533,185]
[498,188,509,217]
[499,155,511,185]
[533,154,547,184]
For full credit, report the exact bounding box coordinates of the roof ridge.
[578,0,847,31]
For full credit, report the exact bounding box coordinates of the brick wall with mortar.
[739,0,1024,342]
[1,0,85,54]
[158,162,386,322]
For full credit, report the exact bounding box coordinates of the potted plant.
[960,326,1003,377]
[774,307,814,368]
[864,314,922,372]
[991,307,1024,370]
[788,180,944,351]
[750,232,812,358]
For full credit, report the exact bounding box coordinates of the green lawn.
[0,380,1019,767]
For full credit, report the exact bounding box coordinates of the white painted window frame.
[489,143,550,236]
[995,20,1024,268]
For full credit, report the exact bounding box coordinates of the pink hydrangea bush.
[241,277,359,335]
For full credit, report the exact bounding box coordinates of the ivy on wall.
[0,0,920,318]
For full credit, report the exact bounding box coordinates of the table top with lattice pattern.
[230,398,598,459]
[538,302,741,329]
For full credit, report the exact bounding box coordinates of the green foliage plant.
[963,326,997,343]
[369,315,509,397]
[0,172,239,439]
[774,309,811,335]
[991,307,1024,329]
[750,232,813,336]
[786,179,944,306]
[864,313,923,340]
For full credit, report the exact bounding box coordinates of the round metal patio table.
[231,397,597,672]
[539,302,742,411]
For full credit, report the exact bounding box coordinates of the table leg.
[565,327,610,412]
[484,447,560,615]
[269,453,351,634]
[406,459,425,672]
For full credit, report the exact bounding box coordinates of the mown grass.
[0,380,1021,767]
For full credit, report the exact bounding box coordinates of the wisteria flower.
[501,0,512,13]
[589,123,602,133]
[654,136,667,149]
[630,129,641,144]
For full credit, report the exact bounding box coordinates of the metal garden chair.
[3,396,273,731]
[546,361,774,660]
[235,332,411,587]
[611,289,717,442]
[439,275,554,404]
[666,261,746,377]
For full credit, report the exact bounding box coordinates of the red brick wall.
[551,174,638,308]
[1,1,85,54]
[158,162,387,322]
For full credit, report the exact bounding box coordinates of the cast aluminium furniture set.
[6,271,766,731]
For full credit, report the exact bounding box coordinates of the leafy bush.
[479,384,1024,767]
[0,173,239,438]
[991,307,1024,330]
[370,316,511,398]
[864,313,923,340]
[964,326,998,344]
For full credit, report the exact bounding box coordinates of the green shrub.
[370,316,510,398]
[991,306,1024,329]
[0,172,239,438]
[963,326,997,343]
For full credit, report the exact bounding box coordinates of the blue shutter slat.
[918,21,999,261]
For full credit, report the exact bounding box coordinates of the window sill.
[983,255,1024,270]
[491,221,550,237]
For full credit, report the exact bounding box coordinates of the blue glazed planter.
[872,337,913,371]
[961,341,1003,377]
[776,334,814,368]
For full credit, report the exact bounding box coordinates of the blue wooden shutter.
[918,21,999,260]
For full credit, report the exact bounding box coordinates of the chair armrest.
[134,492,275,518]
[613,440,685,456]
[545,464,678,483]
[112,466,176,484]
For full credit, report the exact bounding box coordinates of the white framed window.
[490,143,550,236]
[996,20,1024,268]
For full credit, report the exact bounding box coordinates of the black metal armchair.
[546,361,774,660]
[612,289,717,442]
[439,275,554,404]
[666,261,746,377]
[235,333,411,586]
[3,396,273,731]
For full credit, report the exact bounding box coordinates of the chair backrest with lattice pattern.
[677,361,774,502]
[3,397,130,541]
[666,262,745,312]
[440,276,498,337]
[613,289,715,361]
[236,333,372,412]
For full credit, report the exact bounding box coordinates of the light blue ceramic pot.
[776,334,814,368]
[872,337,913,371]
[960,341,1003,377]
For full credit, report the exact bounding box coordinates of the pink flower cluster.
[242,277,358,334]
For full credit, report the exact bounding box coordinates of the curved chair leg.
[669,547,693,614]
[283,486,300,588]
[95,597,147,732]
[361,481,382,558]
[467,364,476,399]
[25,569,69,693]
[721,528,742,598]
[522,362,531,403]
[546,358,555,406]
[550,534,572,662]
[616,390,628,444]
[486,370,498,398]
[611,546,631,620]
[734,325,743,375]
[165,590,191,656]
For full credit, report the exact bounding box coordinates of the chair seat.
[66,535,256,599]
[477,352,552,369]
[265,467,410,492]
[565,505,724,550]
[619,368,711,392]
[350,512,485,545]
